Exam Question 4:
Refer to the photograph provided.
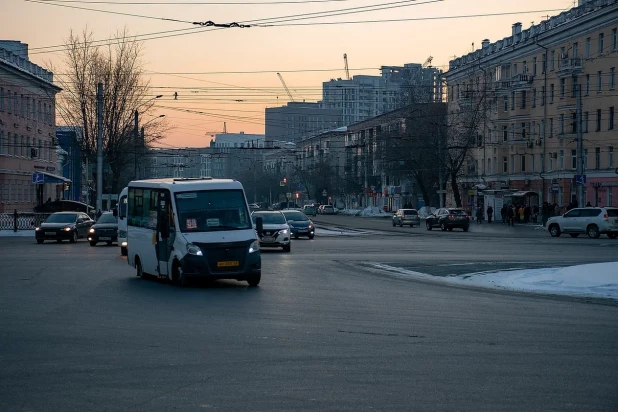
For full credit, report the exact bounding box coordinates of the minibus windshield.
[174,189,251,233]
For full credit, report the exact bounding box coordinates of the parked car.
[303,205,317,216]
[546,207,618,238]
[282,210,315,239]
[88,212,119,246]
[392,209,421,227]
[251,211,291,252]
[320,205,336,215]
[35,212,94,243]
[425,208,470,232]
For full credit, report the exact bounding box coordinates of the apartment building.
[446,0,618,212]
[265,102,343,146]
[0,41,63,212]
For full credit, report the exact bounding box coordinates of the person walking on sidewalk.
[507,205,515,226]
[476,207,483,224]
[501,205,507,224]
[487,205,493,224]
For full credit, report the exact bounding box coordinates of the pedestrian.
[476,207,483,224]
[507,205,515,226]
[524,205,531,223]
[487,205,493,224]
[585,201,592,207]
[501,205,507,224]
[532,205,539,223]
[519,206,525,223]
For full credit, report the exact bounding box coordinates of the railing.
[559,57,583,70]
[0,213,52,231]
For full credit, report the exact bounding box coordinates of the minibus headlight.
[186,243,203,256]
[249,240,260,253]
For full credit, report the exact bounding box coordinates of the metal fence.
[0,213,52,230]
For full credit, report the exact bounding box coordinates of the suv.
[303,205,317,216]
[392,209,420,227]
[546,207,618,239]
[425,208,470,232]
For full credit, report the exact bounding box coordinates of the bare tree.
[52,28,168,194]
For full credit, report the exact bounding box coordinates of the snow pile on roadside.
[418,206,436,218]
[315,227,367,236]
[339,209,361,216]
[453,262,618,299]
[0,230,35,237]
[359,206,389,217]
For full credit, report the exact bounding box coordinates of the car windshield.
[97,214,117,224]
[448,210,467,215]
[402,209,418,215]
[324,205,334,209]
[282,211,308,221]
[174,189,251,232]
[252,213,286,225]
[45,213,77,224]
[607,209,618,217]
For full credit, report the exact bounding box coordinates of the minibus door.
[156,190,172,277]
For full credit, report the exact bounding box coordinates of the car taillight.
[604,213,609,219]
[466,216,470,219]
[448,215,454,219]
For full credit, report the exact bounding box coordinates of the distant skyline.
[6,0,574,147]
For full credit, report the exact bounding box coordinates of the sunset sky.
[6,0,575,148]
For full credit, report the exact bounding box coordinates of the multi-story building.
[211,132,265,149]
[446,0,618,214]
[265,102,343,146]
[56,126,83,202]
[0,41,62,212]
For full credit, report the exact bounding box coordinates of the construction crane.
[277,72,295,102]
[422,56,433,68]
[343,53,350,80]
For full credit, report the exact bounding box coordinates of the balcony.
[511,74,535,90]
[556,58,583,77]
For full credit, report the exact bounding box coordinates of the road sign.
[436,190,447,194]
[279,181,285,187]
[322,189,327,197]
[574,174,587,185]
[286,192,292,199]
[32,172,44,184]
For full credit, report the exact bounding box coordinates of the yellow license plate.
[217,261,239,267]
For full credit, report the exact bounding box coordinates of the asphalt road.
[0,231,617,411]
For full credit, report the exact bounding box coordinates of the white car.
[251,211,291,252]
[546,207,618,239]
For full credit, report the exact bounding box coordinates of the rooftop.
[0,41,57,86]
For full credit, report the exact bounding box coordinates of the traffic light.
[283,178,287,184]
[295,193,299,199]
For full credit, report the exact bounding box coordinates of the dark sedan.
[282,210,315,239]
[425,208,470,232]
[35,212,94,243]
[88,212,118,246]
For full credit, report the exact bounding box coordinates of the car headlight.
[186,243,203,256]
[35,227,40,231]
[308,224,313,229]
[89,228,95,234]
[64,226,74,232]
[249,240,260,253]
[280,229,288,235]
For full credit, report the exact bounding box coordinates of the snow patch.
[359,207,390,217]
[0,230,36,238]
[315,226,370,237]
[366,262,618,300]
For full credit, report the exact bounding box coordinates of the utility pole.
[140,126,145,179]
[96,82,103,214]
[134,109,139,180]
[576,83,584,207]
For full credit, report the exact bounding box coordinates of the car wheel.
[463,226,469,232]
[608,233,618,239]
[426,221,432,231]
[586,225,600,239]
[569,233,579,238]
[121,246,128,256]
[440,222,447,231]
[106,241,113,246]
[247,274,261,287]
[448,227,453,231]
[392,220,396,227]
[410,224,414,228]
[70,231,77,243]
[283,244,291,252]
[294,235,299,239]
[36,239,44,244]
[56,239,62,243]
[549,224,561,237]
[89,241,97,247]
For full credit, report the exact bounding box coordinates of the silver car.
[392,209,421,227]
[251,211,292,252]
[547,207,618,238]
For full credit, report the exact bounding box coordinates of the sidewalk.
[0,230,35,237]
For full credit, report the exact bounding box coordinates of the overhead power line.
[33,0,354,4]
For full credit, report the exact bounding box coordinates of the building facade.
[446,0,618,213]
[56,126,83,202]
[265,102,343,146]
[0,41,62,213]
[212,132,265,149]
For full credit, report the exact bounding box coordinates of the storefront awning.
[510,190,538,197]
[32,172,71,184]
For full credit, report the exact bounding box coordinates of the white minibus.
[125,178,262,286]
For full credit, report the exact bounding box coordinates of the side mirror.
[255,217,264,235]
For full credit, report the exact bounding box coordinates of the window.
[13,133,18,156]
[127,188,156,229]
[550,50,555,70]
[573,42,578,58]
[548,153,554,171]
[599,33,605,55]
[31,99,35,119]
[610,107,615,130]
[502,126,508,142]
[611,68,616,90]
[13,92,17,114]
[510,155,515,173]
[559,150,564,170]
[586,37,591,58]
[595,147,601,169]
[521,91,526,109]
[21,136,24,157]
[533,57,537,75]
[487,158,491,174]
[585,74,590,95]
[613,28,617,51]
[520,155,526,172]
[598,71,603,92]
[571,75,578,98]
[560,114,565,135]
[0,130,3,155]
[542,53,547,73]
[550,118,554,138]
[521,122,527,140]
[0,87,3,111]
[571,149,577,169]
[541,86,546,105]
[609,187,614,207]
[597,109,602,131]
[26,98,30,119]
[532,89,537,107]
[38,101,41,121]
[531,154,536,172]
[511,123,515,140]
[610,146,614,168]
[584,112,589,133]
[503,95,508,112]
[560,78,565,97]
[584,149,588,170]
[541,119,546,138]
[550,84,554,103]
[571,113,577,134]
[511,92,515,110]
